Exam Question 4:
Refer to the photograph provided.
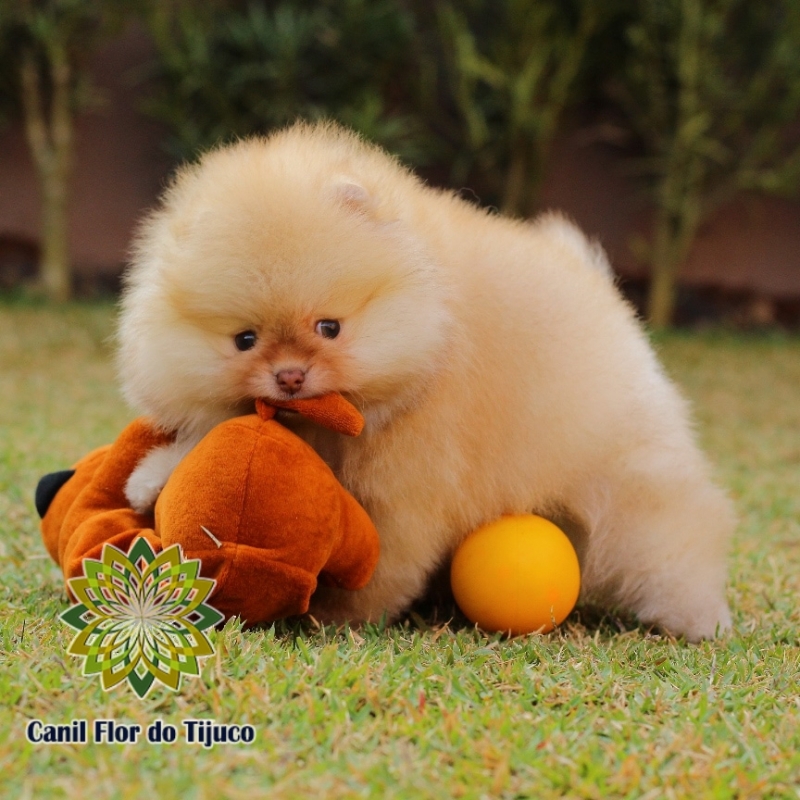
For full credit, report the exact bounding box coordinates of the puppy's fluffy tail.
[533,212,614,279]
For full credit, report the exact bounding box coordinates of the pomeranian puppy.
[118,122,734,641]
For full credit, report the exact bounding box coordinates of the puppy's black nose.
[275,369,306,394]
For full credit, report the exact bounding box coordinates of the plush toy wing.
[258,392,364,436]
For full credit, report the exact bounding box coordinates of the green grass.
[1,303,799,799]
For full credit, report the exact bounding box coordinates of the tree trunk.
[647,259,677,330]
[501,139,528,218]
[40,165,71,302]
[19,44,74,302]
[647,190,702,329]
[646,204,678,329]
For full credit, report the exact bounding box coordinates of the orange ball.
[451,514,580,635]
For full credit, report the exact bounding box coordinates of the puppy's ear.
[330,178,375,216]
[328,176,400,226]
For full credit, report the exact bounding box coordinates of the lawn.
[1,302,798,799]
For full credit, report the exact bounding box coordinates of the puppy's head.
[117,124,452,434]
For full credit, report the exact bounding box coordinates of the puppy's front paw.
[124,443,185,514]
[125,463,165,514]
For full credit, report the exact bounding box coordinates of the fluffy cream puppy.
[118,122,734,641]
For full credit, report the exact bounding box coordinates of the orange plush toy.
[37,394,380,625]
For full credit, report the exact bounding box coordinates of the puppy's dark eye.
[234,330,258,351]
[315,319,340,339]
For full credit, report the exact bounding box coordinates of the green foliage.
[420,0,603,215]
[609,0,800,326]
[143,0,428,163]
[2,2,800,319]
[0,0,139,302]
[619,0,800,201]
[0,0,134,113]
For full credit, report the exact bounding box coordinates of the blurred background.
[1,0,799,328]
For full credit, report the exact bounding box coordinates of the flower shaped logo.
[60,538,224,698]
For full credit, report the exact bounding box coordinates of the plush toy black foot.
[35,470,76,519]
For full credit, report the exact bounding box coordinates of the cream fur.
[118,122,734,641]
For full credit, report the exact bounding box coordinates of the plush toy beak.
[257,393,364,436]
